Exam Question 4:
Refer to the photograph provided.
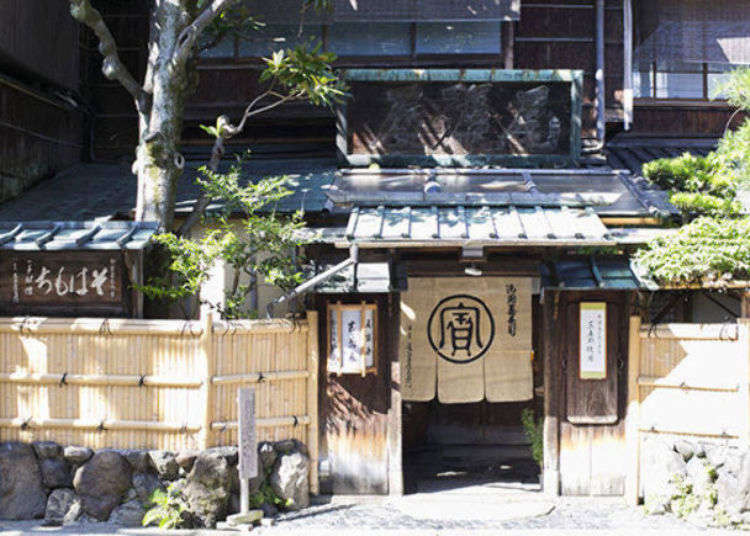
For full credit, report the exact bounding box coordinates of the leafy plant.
[139,158,307,319]
[142,483,190,529]
[520,408,543,470]
[669,473,701,519]
[250,464,292,509]
[635,217,750,285]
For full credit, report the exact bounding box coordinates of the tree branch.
[173,0,240,66]
[69,0,150,115]
[177,91,301,236]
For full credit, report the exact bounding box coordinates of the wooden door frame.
[542,290,633,496]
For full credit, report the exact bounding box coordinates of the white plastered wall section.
[193,222,291,319]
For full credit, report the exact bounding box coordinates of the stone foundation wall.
[643,438,750,528]
[0,439,310,528]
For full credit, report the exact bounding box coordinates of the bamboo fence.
[0,312,320,492]
[625,318,750,504]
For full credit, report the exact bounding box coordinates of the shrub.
[635,217,750,285]
[142,484,191,529]
[520,408,543,470]
[642,153,739,217]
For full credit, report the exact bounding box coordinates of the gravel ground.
[265,496,700,532]
[0,495,716,535]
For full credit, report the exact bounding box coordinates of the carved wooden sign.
[0,251,127,315]
[338,69,583,166]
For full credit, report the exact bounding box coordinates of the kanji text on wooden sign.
[579,302,607,380]
[0,251,125,314]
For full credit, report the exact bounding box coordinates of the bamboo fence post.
[625,315,642,506]
[739,319,750,447]
[306,310,320,495]
[200,310,215,449]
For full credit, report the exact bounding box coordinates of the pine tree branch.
[69,0,150,115]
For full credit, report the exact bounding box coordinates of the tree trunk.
[134,0,193,231]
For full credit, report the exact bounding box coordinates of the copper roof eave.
[333,238,618,249]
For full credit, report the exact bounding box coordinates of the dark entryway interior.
[402,400,541,493]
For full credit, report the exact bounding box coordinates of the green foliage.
[142,483,189,529]
[198,1,344,111]
[262,44,345,108]
[520,408,543,470]
[141,4,345,318]
[642,152,740,217]
[668,191,741,217]
[635,217,750,285]
[669,473,701,519]
[637,68,750,284]
[713,66,750,111]
[717,119,750,188]
[250,465,292,509]
[642,152,731,195]
[140,160,307,319]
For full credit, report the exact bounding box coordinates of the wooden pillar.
[306,310,320,495]
[622,0,633,130]
[595,0,606,143]
[625,315,642,505]
[542,291,560,495]
[199,307,215,449]
[502,21,514,69]
[741,291,750,319]
[387,293,404,495]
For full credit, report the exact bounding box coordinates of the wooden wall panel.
[0,83,83,202]
[0,0,80,89]
[632,104,745,137]
[557,291,630,496]
[318,294,391,494]
[565,301,619,424]
[515,0,625,137]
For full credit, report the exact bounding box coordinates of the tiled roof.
[0,221,157,250]
[606,136,717,175]
[341,205,613,247]
[0,159,338,221]
[540,257,654,290]
[325,168,677,218]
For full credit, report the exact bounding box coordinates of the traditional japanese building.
[1,0,748,500]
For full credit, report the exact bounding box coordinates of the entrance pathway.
[0,488,713,535]
[267,489,698,532]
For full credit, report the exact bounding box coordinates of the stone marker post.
[238,387,258,513]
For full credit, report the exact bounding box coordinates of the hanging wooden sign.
[0,251,128,316]
[327,302,377,376]
[579,302,607,380]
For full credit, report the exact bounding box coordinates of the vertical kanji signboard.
[579,302,607,380]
